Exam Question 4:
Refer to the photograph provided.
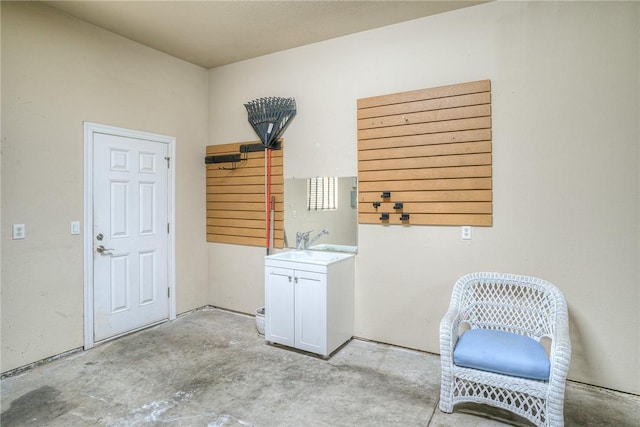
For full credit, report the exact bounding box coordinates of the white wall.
[208,1,639,394]
[1,2,209,372]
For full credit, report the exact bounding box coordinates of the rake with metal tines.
[244,97,297,148]
[243,96,297,252]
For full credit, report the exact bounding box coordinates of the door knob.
[96,245,114,255]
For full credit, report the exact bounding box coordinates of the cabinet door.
[294,271,327,355]
[265,267,295,347]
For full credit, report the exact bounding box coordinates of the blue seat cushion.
[453,329,550,381]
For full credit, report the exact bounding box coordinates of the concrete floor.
[1,308,638,426]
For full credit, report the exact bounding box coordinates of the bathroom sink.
[265,250,354,272]
[268,250,352,263]
[309,244,358,254]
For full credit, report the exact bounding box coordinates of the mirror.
[283,177,358,249]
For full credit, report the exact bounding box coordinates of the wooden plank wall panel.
[357,80,492,226]
[206,141,284,247]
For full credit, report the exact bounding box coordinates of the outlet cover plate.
[71,221,81,235]
[13,224,25,240]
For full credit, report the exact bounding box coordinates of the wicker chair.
[439,272,571,427]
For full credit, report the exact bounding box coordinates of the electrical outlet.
[13,224,26,240]
[461,225,472,240]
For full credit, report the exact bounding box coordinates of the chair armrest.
[439,306,461,360]
[546,310,571,425]
[549,313,571,380]
[439,305,462,412]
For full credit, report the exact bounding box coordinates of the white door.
[92,132,170,342]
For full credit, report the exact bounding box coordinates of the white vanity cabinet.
[264,251,355,357]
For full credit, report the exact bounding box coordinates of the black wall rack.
[205,141,282,166]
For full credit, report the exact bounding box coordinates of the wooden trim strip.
[358,165,492,182]
[358,104,491,130]
[358,190,492,203]
[206,218,265,229]
[206,175,284,186]
[208,212,262,221]
[359,141,491,162]
[357,213,492,226]
[357,80,490,109]
[358,177,492,192]
[207,226,268,237]
[206,202,268,211]
[206,193,276,203]
[359,151,492,172]
[207,209,284,222]
[206,237,284,247]
[358,129,491,151]
[358,92,491,120]
[359,202,492,214]
[207,184,283,194]
[208,235,267,246]
[208,166,283,178]
[358,116,491,140]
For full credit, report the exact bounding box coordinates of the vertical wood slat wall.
[206,141,284,248]
[357,80,492,226]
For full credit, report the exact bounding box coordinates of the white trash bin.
[255,307,265,336]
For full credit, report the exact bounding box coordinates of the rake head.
[244,97,297,148]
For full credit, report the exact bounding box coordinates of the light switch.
[13,224,25,240]
[71,221,81,235]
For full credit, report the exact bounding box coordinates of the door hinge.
[164,156,171,168]
[168,287,170,298]
[167,223,170,234]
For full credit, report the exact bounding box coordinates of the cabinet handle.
[294,277,298,284]
[288,276,292,283]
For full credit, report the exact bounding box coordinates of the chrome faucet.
[296,230,311,251]
[296,229,329,250]
[308,229,329,247]
[296,229,329,251]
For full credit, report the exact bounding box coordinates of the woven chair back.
[458,276,558,339]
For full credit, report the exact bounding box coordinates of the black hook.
[381,191,391,199]
[393,202,403,210]
[379,212,390,221]
[400,213,410,221]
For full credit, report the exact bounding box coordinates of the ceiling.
[43,1,488,69]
